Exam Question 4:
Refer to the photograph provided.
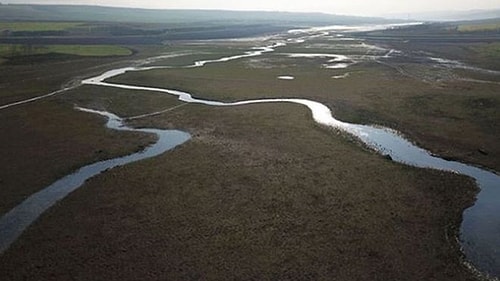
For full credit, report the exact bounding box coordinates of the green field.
[0,21,83,32]
[457,22,500,32]
[473,42,500,60]
[0,44,132,57]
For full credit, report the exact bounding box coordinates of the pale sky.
[3,0,500,17]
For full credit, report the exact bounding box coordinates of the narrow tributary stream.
[0,108,190,253]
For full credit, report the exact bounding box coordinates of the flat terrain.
[0,45,168,214]
[111,40,500,171]
[0,21,83,31]
[457,20,500,32]
[0,22,499,280]
[0,101,477,280]
[0,101,155,215]
[0,44,132,57]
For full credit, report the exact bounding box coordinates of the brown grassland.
[0,34,498,280]
[110,48,500,171]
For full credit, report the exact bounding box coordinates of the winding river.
[82,41,500,278]
[0,25,499,278]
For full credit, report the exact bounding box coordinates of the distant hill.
[385,9,500,22]
[0,4,402,44]
[0,4,391,25]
